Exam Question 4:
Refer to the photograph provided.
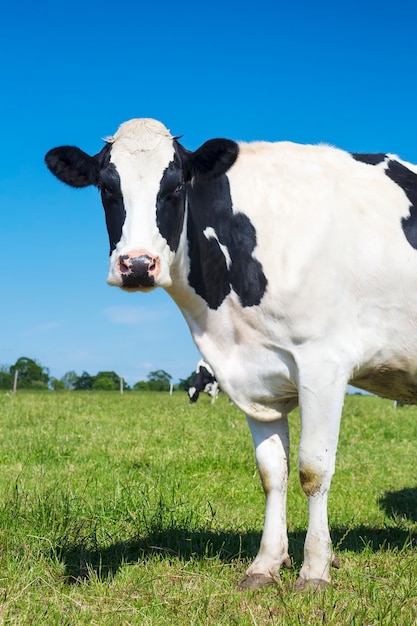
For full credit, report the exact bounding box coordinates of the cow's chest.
[184,304,299,419]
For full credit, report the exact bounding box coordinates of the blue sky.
[2,0,417,386]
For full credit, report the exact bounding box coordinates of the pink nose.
[117,250,160,289]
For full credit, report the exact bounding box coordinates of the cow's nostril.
[118,255,131,274]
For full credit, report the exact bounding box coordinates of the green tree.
[92,377,116,390]
[74,371,94,390]
[60,371,78,390]
[133,380,149,391]
[93,371,128,391]
[0,366,12,390]
[147,369,172,391]
[178,371,196,392]
[50,377,65,391]
[10,357,49,390]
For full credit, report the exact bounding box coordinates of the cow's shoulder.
[186,173,267,310]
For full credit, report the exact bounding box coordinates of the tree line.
[0,357,195,392]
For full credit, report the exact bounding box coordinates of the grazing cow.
[188,359,219,404]
[45,118,417,591]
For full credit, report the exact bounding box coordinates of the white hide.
[102,120,417,588]
[184,143,417,586]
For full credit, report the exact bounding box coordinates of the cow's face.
[188,386,199,402]
[45,118,238,292]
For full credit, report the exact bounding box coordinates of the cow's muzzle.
[117,251,161,289]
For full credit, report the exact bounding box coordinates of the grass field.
[0,390,416,624]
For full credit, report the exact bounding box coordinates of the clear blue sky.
[2,0,417,386]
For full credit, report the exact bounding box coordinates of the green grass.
[0,391,416,624]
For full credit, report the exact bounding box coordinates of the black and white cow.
[188,359,219,404]
[45,118,417,591]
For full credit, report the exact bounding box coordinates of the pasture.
[0,391,416,624]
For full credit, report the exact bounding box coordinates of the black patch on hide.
[186,175,267,309]
[351,152,387,165]
[385,159,417,249]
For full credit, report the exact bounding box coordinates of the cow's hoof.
[237,573,275,590]
[294,577,329,592]
[332,554,340,569]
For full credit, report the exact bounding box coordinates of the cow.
[45,118,417,591]
[188,359,219,404]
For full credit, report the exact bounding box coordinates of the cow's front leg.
[239,415,291,590]
[296,377,345,590]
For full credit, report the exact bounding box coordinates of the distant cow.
[46,118,417,591]
[188,359,219,404]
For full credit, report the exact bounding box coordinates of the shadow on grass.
[379,486,417,523]
[59,527,262,583]
[58,505,417,584]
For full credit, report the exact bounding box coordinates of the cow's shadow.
[379,486,417,523]
[57,486,417,584]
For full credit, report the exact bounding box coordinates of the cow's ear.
[45,146,99,188]
[184,139,239,182]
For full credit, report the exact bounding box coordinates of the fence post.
[13,369,18,394]
[120,377,124,394]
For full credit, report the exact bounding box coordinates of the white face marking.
[105,119,177,289]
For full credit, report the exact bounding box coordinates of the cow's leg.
[210,382,219,404]
[296,375,346,590]
[239,415,290,590]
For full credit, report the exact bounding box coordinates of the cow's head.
[188,386,199,403]
[45,118,238,292]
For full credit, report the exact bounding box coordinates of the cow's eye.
[175,183,184,193]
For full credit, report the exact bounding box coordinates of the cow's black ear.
[185,139,239,182]
[45,146,99,188]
